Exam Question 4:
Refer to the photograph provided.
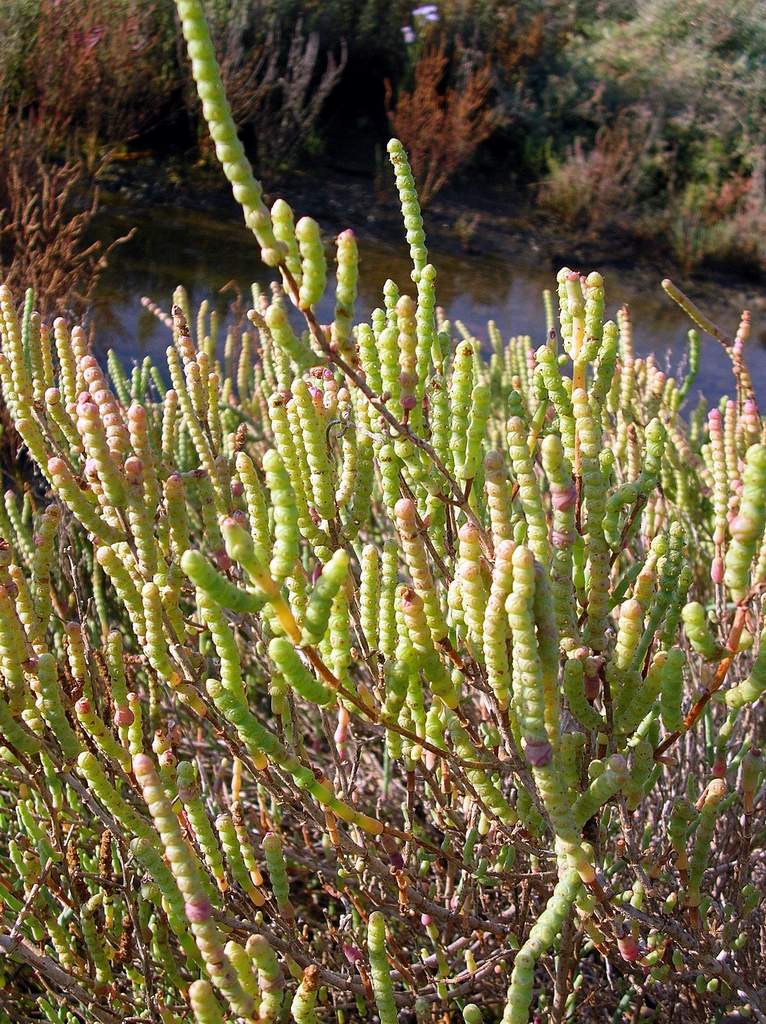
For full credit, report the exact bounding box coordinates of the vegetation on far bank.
[0,0,765,314]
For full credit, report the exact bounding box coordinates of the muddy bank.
[99,154,766,310]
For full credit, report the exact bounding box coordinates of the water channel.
[91,195,765,403]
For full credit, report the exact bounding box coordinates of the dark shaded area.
[89,178,766,402]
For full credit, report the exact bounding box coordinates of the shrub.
[538,118,648,233]
[268,0,409,73]
[0,4,766,1024]
[3,0,176,154]
[558,0,766,249]
[663,160,766,275]
[0,111,133,317]
[194,2,347,178]
[385,37,498,205]
[579,0,766,170]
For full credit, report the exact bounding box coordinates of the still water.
[92,199,764,403]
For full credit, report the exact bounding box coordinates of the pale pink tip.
[132,753,154,775]
[114,707,134,727]
[395,497,415,517]
[711,557,724,584]
[420,914,432,927]
[184,896,212,923]
[75,697,91,714]
[47,457,67,474]
[334,708,350,745]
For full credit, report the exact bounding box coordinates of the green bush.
[0,5,765,1023]
[537,0,766,268]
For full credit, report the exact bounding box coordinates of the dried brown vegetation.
[0,114,132,318]
[386,39,497,206]
[0,1,159,316]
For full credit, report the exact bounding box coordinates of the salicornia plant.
[0,2,764,1022]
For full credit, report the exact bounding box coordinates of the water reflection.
[92,197,763,403]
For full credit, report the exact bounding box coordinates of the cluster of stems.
[0,3,765,1023]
